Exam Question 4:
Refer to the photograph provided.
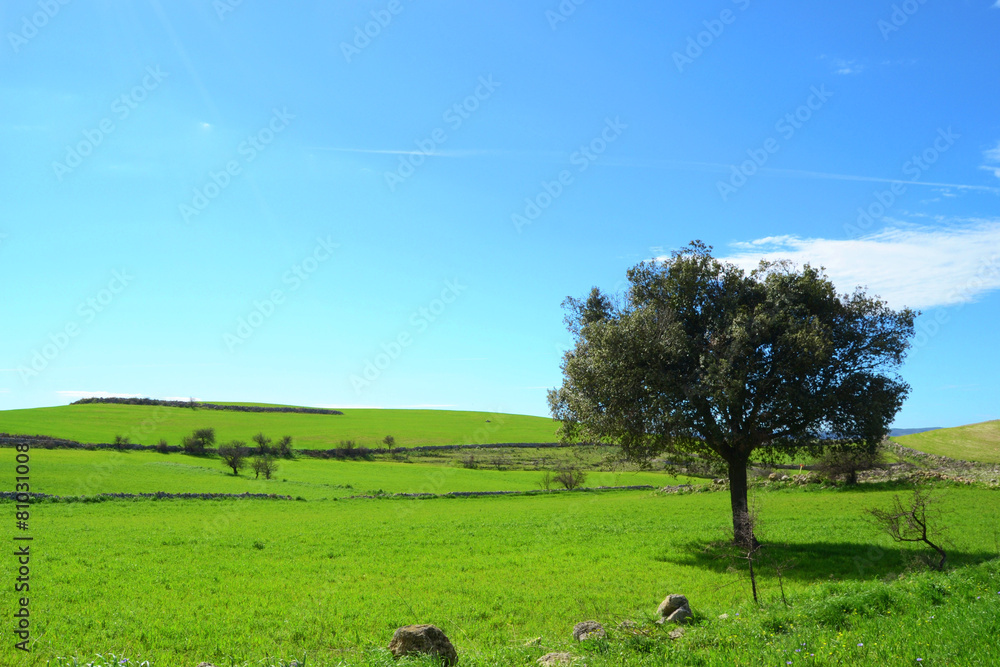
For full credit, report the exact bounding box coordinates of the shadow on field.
[660,540,999,582]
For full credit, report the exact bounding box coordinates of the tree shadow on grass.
[659,540,999,583]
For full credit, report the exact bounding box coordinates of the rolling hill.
[0,402,560,448]
[893,419,1000,463]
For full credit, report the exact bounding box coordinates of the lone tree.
[182,427,216,455]
[548,242,915,545]
[251,432,273,456]
[218,440,248,476]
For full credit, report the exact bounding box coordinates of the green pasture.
[2,486,998,666]
[895,419,1000,463]
[21,449,683,501]
[0,404,560,448]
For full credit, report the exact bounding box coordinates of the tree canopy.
[548,241,917,543]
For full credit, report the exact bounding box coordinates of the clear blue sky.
[1,1,998,428]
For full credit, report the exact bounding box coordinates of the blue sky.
[1,0,998,428]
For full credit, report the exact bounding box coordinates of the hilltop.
[0,401,560,448]
[893,419,1000,464]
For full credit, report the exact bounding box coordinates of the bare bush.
[554,468,587,490]
[275,435,294,458]
[868,486,948,571]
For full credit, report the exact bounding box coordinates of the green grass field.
[25,449,684,500]
[0,404,560,449]
[894,419,1000,463]
[3,405,999,666]
[2,483,998,666]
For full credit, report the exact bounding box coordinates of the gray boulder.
[572,620,606,641]
[656,594,689,617]
[388,624,458,666]
[537,652,573,666]
[657,593,693,624]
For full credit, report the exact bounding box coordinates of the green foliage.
[549,241,917,541]
[252,431,273,455]
[182,427,215,455]
[218,440,249,476]
[251,454,278,480]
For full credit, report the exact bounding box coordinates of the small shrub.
[538,470,553,491]
[155,438,169,454]
[182,427,215,455]
[382,435,396,448]
[817,444,884,485]
[460,453,479,469]
[252,432,273,456]
[251,455,278,480]
[112,434,131,449]
[554,468,587,490]
[275,435,295,458]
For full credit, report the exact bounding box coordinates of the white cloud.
[712,222,1000,310]
[56,390,145,400]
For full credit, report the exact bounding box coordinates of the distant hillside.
[0,403,560,449]
[893,420,1000,464]
[889,427,941,437]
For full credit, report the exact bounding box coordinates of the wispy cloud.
[710,222,1000,310]
[981,141,1000,179]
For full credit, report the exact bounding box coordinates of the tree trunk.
[727,456,756,546]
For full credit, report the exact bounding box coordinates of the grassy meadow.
[894,419,1000,463]
[0,404,560,449]
[2,404,999,666]
[24,448,685,501]
[1,483,998,666]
